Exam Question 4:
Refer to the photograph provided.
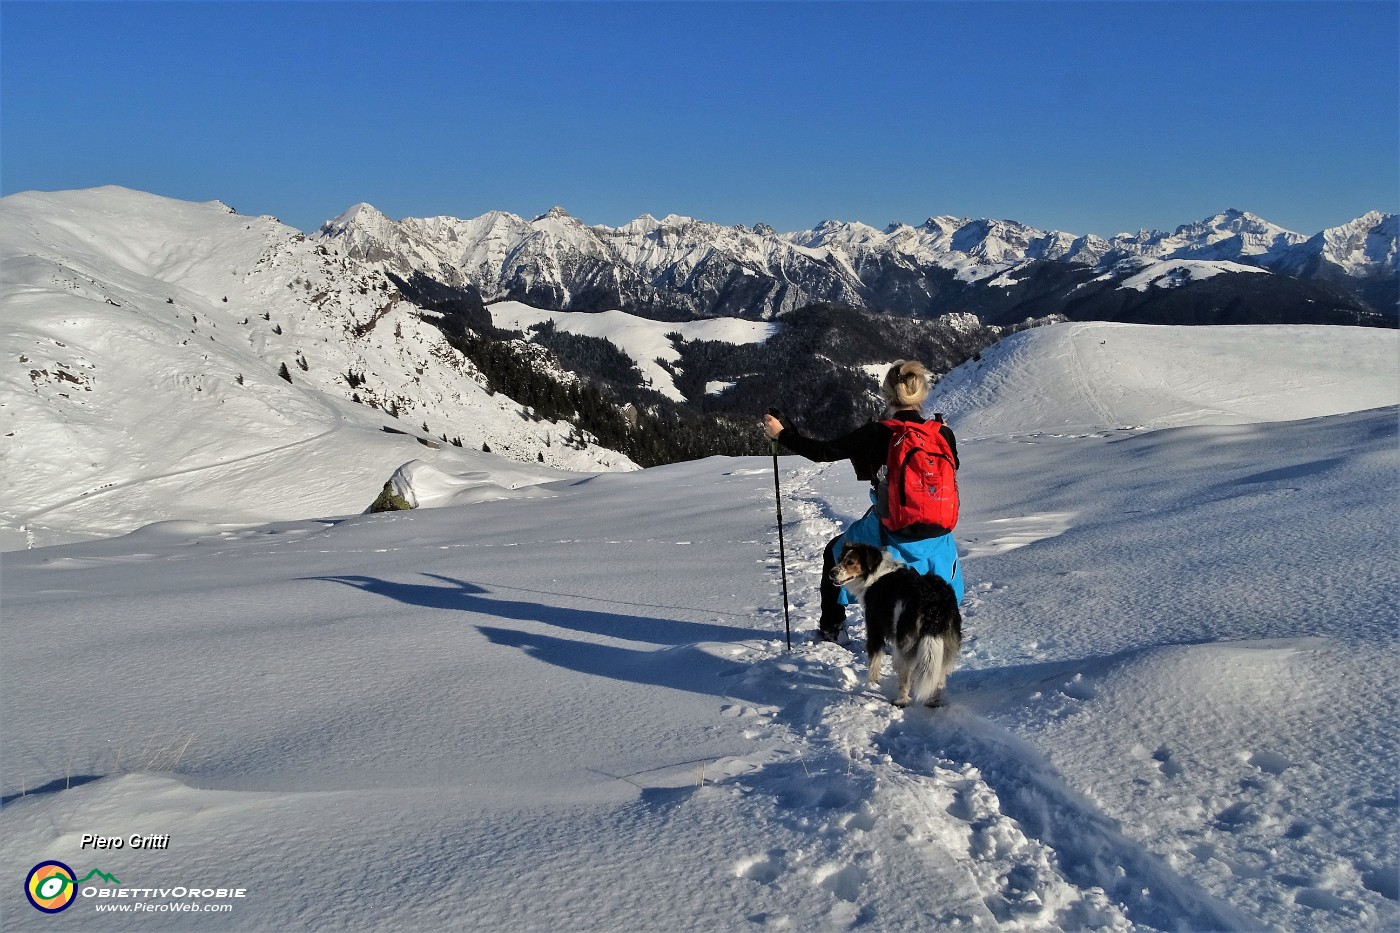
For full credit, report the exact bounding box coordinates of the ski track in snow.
[1067,330,1118,431]
[698,464,1251,931]
[15,399,348,532]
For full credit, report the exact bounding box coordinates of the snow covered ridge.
[931,320,1400,439]
[0,187,639,551]
[1107,256,1271,291]
[320,200,1396,322]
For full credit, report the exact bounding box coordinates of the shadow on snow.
[308,572,766,697]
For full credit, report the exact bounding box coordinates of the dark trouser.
[819,534,847,642]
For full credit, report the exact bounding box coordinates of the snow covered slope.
[0,188,636,550]
[2,405,1395,931]
[1109,256,1271,292]
[487,300,774,401]
[933,321,1399,439]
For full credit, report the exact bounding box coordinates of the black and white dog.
[830,542,963,708]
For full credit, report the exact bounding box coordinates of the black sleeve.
[940,424,960,470]
[777,421,889,481]
[775,423,866,463]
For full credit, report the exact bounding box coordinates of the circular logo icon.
[25,861,77,913]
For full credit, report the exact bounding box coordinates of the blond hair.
[881,360,930,409]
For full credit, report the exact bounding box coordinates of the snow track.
[705,462,1267,931]
[713,638,1138,930]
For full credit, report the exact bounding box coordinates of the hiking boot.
[817,612,846,643]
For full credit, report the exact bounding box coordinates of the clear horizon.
[2,1,1396,238]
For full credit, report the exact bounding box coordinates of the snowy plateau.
[1,187,1399,933]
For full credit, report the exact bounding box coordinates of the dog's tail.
[909,634,957,706]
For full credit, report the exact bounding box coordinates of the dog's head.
[831,542,887,590]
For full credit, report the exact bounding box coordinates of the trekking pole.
[766,409,792,651]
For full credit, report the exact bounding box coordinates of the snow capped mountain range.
[320,202,1396,323]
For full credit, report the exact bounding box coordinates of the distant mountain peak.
[534,205,575,222]
[604,214,663,236]
[325,202,390,231]
[1183,208,1296,236]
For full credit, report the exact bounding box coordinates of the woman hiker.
[762,360,963,643]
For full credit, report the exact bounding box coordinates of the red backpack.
[876,419,959,536]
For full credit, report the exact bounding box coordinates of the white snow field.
[2,323,1398,932]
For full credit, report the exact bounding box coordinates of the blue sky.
[2,1,1396,237]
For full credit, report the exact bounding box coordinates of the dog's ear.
[858,544,881,573]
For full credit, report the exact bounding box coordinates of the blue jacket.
[839,497,964,604]
[777,410,964,603]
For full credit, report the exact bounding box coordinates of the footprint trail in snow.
[698,462,1253,931]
